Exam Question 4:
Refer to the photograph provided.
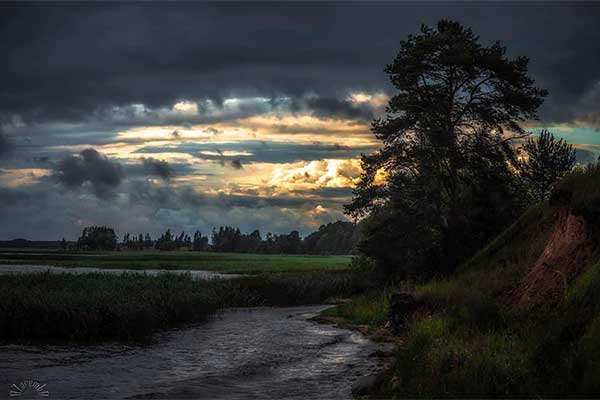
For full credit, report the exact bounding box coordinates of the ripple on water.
[0,306,389,400]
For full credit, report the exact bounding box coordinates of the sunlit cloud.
[0,168,52,187]
[113,114,373,148]
[347,91,389,109]
[198,150,253,157]
[373,168,387,186]
[269,159,362,191]
[172,101,198,115]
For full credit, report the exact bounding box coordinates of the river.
[0,306,390,399]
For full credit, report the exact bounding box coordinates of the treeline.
[74,221,357,255]
[210,221,357,254]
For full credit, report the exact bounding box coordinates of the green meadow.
[0,250,352,274]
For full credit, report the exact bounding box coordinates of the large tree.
[347,20,547,278]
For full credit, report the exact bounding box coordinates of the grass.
[388,315,530,398]
[323,187,600,397]
[0,250,352,274]
[0,270,370,343]
[321,289,391,329]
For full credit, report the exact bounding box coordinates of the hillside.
[331,164,600,398]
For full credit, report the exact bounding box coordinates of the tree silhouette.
[144,233,153,248]
[347,20,546,277]
[518,130,576,202]
[77,226,117,250]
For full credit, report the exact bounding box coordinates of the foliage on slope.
[379,165,600,398]
[339,165,600,397]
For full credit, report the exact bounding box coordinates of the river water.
[0,306,390,399]
[0,264,240,280]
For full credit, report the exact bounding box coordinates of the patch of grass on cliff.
[321,290,390,329]
[566,262,600,311]
[0,251,351,274]
[557,163,600,209]
[327,166,600,398]
[375,199,600,397]
[386,314,530,398]
[0,270,368,343]
[371,207,550,397]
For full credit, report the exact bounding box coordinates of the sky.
[1,2,600,240]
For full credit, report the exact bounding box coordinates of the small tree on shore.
[518,130,576,202]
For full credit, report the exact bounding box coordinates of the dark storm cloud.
[0,176,346,240]
[230,159,243,170]
[124,159,197,181]
[0,187,33,206]
[2,2,600,240]
[301,97,375,121]
[54,148,124,198]
[141,157,174,180]
[128,180,324,210]
[0,130,15,159]
[575,148,599,164]
[1,3,599,126]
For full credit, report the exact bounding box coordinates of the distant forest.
[0,221,358,255]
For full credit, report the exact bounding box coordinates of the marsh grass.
[321,289,391,328]
[0,270,369,343]
[0,251,351,274]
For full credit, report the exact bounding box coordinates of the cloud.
[54,148,124,198]
[302,96,375,121]
[271,159,361,188]
[4,3,599,128]
[575,148,599,164]
[0,130,15,159]
[0,186,33,206]
[572,83,600,128]
[230,159,243,169]
[134,140,374,165]
[141,157,174,180]
[2,3,600,240]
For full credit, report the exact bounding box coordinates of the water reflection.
[0,306,388,399]
[0,264,239,280]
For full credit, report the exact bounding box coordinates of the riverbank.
[312,291,399,344]
[321,173,600,398]
[0,270,371,342]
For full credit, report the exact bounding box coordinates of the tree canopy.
[77,226,117,250]
[518,130,576,202]
[347,20,547,278]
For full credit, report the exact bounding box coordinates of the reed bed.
[0,270,370,342]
